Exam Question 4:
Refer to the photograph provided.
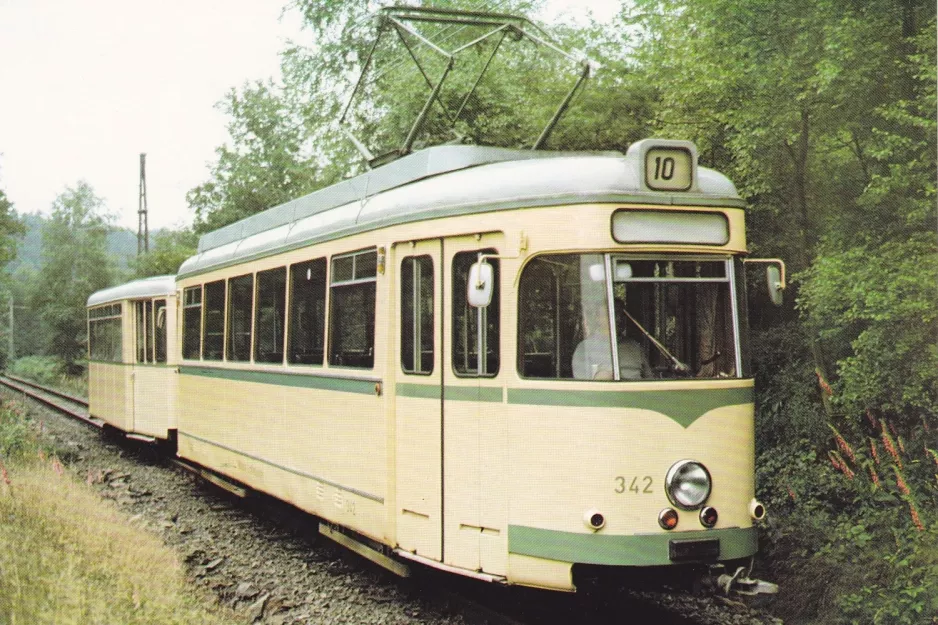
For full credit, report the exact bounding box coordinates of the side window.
[154,299,167,363]
[135,301,148,363]
[401,255,434,375]
[329,249,377,368]
[203,280,225,360]
[288,258,327,365]
[89,303,122,363]
[452,249,499,376]
[182,287,202,360]
[255,267,286,364]
[227,274,254,362]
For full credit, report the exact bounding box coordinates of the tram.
[86,275,179,442]
[141,137,782,591]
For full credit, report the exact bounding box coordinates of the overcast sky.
[0,0,618,232]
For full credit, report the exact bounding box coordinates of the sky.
[0,1,619,233]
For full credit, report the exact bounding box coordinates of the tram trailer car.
[90,138,782,592]
[87,275,179,442]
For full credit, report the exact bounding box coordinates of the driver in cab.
[572,304,651,380]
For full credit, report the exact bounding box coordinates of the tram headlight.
[665,460,712,510]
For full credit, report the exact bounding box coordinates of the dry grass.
[0,462,239,625]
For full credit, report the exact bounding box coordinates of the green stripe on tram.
[507,525,758,566]
[507,386,753,428]
[397,383,502,403]
[179,366,378,395]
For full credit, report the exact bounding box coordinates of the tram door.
[132,298,169,438]
[441,234,507,575]
[395,239,444,560]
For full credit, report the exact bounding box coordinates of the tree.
[187,81,324,233]
[130,227,198,278]
[0,183,25,368]
[32,182,115,373]
[0,186,25,271]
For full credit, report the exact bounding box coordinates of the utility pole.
[138,152,149,255]
[7,295,13,362]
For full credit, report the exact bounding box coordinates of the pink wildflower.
[926,448,938,468]
[0,459,10,486]
[881,429,902,468]
[908,501,925,532]
[51,458,64,476]
[815,369,833,397]
[865,409,879,430]
[895,470,911,496]
[897,436,906,454]
[829,424,856,463]
[786,485,797,501]
[869,439,880,465]
[868,465,880,488]
[829,451,854,479]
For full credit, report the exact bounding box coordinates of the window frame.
[451,249,500,378]
[328,248,377,369]
[400,254,434,375]
[226,273,255,363]
[287,257,328,366]
[182,286,202,361]
[254,266,287,364]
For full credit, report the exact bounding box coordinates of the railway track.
[0,373,773,625]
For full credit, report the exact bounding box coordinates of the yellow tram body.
[86,275,179,441]
[90,139,771,591]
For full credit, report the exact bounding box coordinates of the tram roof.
[179,143,742,279]
[87,275,177,307]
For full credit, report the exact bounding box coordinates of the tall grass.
[0,399,237,625]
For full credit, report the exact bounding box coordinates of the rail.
[0,374,102,428]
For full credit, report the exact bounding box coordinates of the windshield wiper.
[619,308,690,374]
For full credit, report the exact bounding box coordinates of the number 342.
[615,476,653,494]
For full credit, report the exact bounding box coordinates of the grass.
[7,355,88,398]
[0,399,238,625]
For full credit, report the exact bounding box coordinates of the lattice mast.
[137,152,149,255]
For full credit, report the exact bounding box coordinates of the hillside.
[8,212,141,274]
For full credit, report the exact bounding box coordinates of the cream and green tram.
[173,138,774,592]
[86,275,179,441]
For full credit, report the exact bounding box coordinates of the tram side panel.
[175,239,392,544]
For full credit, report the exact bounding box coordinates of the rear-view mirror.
[467,261,493,308]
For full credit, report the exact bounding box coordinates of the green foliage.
[130,228,198,278]
[0,398,38,461]
[31,182,115,373]
[0,186,25,272]
[7,355,65,386]
[187,81,326,234]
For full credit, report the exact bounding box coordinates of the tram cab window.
[255,267,286,364]
[329,249,377,369]
[203,280,225,361]
[401,255,434,374]
[517,254,739,380]
[182,287,202,360]
[452,249,499,377]
[288,258,327,365]
[227,274,254,362]
[154,299,167,363]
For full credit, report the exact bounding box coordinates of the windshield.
[517,254,740,380]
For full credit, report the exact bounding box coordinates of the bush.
[8,355,87,398]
